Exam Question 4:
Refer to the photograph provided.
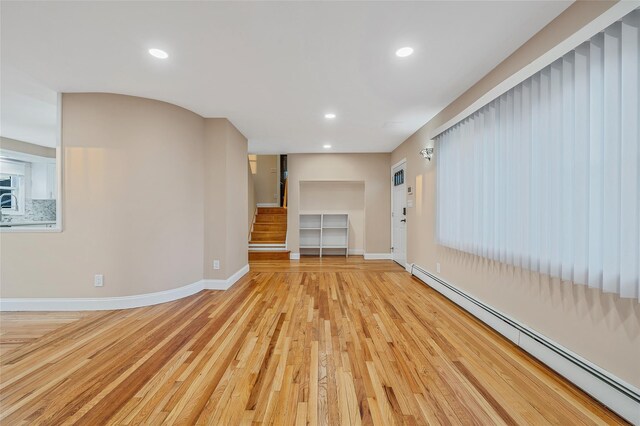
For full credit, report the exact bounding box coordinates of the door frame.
[390,158,407,268]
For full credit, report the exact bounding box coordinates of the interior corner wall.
[203,119,229,280]
[203,118,248,280]
[224,122,249,278]
[252,155,278,204]
[287,153,391,255]
[391,1,640,387]
[247,159,256,234]
[0,93,206,298]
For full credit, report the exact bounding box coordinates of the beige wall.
[0,137,56,158]
[300,181,365,253]
[250,155,279,205]
[202,118,249,280]
[391,1,640,387]
[1,93,248,298]
[203,119,228,280]
[223,122,249,278]
[1,93,205,297]
[288,153,390,255]
[247,159,256,234]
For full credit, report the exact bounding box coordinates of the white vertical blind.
[436,10,639,300]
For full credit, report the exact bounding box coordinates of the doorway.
[391,160,407,267]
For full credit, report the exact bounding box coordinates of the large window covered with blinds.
[436,10,639,300]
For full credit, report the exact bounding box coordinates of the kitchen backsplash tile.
[1,199,56,223]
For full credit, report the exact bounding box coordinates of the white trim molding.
[290,250,363,259]
[0,281,205,312]
[203,264,250,290]
[390,157,407,171]
[364,253,392,260]
[408,263,640,425]
[256,203,279,207]
[0,264,250,312]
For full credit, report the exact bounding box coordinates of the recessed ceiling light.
[323,144,332,149]
[148,48,169,59]
[324,113,336,119]
[395,47,414,58]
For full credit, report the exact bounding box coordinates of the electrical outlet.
[94,274,104,287]
[213,260,220,270]
[436,263,441,274]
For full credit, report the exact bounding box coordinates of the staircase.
[248,207,290,260]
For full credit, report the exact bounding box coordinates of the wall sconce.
[419,140,435,161]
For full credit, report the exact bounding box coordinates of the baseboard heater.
[409,263,640,425]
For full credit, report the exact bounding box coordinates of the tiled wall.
[1,199,56,223]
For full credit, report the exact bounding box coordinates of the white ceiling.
[1,1,571,152]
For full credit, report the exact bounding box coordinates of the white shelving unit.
[299,213,349,257]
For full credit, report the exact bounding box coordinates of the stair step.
[257,207,287,215]
[250,240,286,244]
[249,250,290,261]
[255,214,287,223]
[253,223,287,232]
[250,231,286,241]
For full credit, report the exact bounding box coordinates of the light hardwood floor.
[0,257,627,425]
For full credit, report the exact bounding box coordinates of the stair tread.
[257,208,287,214]
[249,250,290,261]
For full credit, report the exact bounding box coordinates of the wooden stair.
[249,207,290,261]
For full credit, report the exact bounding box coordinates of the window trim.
[0,173,25,215]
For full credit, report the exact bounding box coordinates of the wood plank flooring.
[0,312,94,358]
[0,257,627,425]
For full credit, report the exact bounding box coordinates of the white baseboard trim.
[291,251,363,258]
[408,263,640,425]
[0,280,205,312]
[203,264,250,290]
[364,253,392,260]
[0,265,251,312]
[256,203,279,207]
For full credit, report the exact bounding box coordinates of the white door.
[392,162,407,267]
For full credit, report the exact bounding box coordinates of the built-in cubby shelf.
[299,213,349,257]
